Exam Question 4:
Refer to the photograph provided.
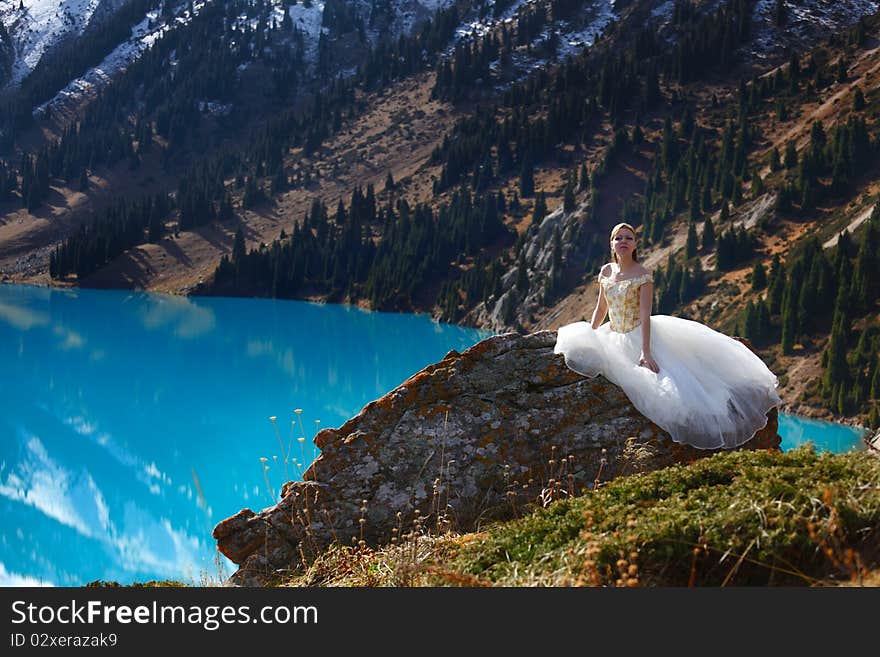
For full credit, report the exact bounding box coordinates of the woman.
[553,222,781,449]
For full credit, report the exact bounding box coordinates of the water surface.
[0,284,868,586]
[0,284,491,585]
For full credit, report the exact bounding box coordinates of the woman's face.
[611,228,636,259]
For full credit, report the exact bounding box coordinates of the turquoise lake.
[0,284,869,586]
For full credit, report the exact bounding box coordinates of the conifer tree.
[774,0,786,27]
[578,164,589,191]
[770,147,781,171]
[701,214,715,251]
[742,300,758,342]
[533,191,547,225]
[822,321,849,394]
[232,226,246,268]
[853,87,866,111]
[781,288,796,354]
[516,252,529,294]
[784,142,798,169]
[751,261,767,291]
[563,182,576,213]
[685,221,698,258]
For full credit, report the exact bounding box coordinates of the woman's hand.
[639,350,659,373]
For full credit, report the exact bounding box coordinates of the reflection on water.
[0,284,871,585]
[0,284,492,586]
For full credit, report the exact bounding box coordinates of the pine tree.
[632,124,644,145]
[850,224,874,314]
[563,182,576,213]
[775,184,792,215]
[789,52,801,81]
[757,300,771,344]
[751,261,767,290]
[578,164,589,191]
[232,226,246,267]
[685,221,698,258]
[533,191,547,224]
[770,147,781,171]
[742,300,758,341]
[701,215,715,251]
[243,177,263,208]
[823,321,849,394]
[750,174,764,197]
[854,87,866,111]
[784,142,798,169]
[781,282,797,354]
[768,273,785,317]
[774,0,786,27]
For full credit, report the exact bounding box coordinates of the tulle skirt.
[553,316,781,450]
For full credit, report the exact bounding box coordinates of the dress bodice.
[598,266,653,333]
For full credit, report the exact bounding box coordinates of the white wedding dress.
[553,265,781,449]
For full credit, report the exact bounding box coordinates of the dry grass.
[262,446,880,588]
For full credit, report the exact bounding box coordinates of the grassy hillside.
[280,446,880,587]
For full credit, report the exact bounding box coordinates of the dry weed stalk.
[617,437,656,476]
[537,447,580,507]
[807,487,868,585]
[593,448,608,492]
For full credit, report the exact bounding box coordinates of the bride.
[553,222,781,449]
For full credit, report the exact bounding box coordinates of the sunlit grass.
[277,446,880,587]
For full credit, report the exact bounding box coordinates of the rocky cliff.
[213,330,780,586]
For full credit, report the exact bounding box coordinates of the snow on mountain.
[34,6,172,117]
[458,0,625,91]
[751,0,880,63]
[0,0,128,88]
[556,0,618,59]
[278,0,325,62]
[30,0,456,116]
[387,0,456,41]
[10,0,880,125]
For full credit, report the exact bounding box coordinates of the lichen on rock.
[213,330,779,585]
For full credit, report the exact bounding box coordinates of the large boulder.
[213,330,780,585]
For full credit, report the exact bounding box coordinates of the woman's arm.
[638,280,660,372]
[591,284,608,329]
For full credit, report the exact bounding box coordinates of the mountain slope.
[2,0,880,430]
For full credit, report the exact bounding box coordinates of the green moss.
[450,447,880,586]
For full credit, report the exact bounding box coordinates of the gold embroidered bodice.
[598,267,653,333]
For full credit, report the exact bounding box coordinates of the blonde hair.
[610,222,639,263]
